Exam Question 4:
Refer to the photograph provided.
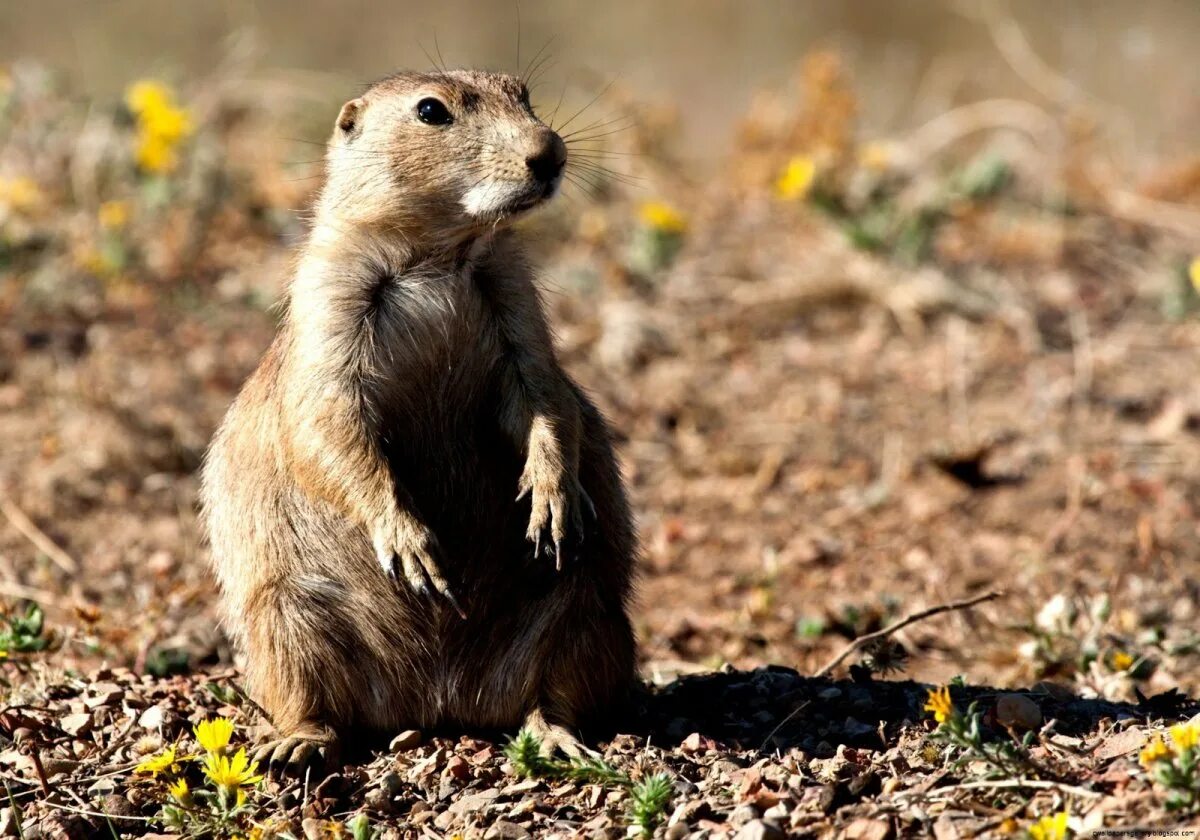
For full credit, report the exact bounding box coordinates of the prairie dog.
[201,70,635,768]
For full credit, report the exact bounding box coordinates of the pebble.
[729,804,761,827]
[485,820,533,840]
[85,682,124,708]
[137,705,166,730]
[843,817,894,840]
[995,694,1042,731]
[734,819,786,840]
[60,712,93,737]
[390,729,422,751]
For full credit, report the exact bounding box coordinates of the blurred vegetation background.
[3,0,1199,159]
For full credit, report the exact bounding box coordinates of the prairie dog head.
[320,70,566,242]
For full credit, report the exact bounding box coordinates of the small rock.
[87,778,119,797]
[664,824,689,840]
[390,729,422,751]
[843,817,894,840]
[668,799,714,827]
[680,732,706,753]
[798,784,836,814]
[734,819,786,840]
[818,686,842,701]
[762,802,791,822]
[485,820,532,840]
[302,818,325,840]
[444,755,471,780]
[85,683,123,708]
[363,788,391,813]
[995,694,1042,731]
[312,773,346,801]
[60,713,93,737]
[448,788,500,816]
[0,808,16,837]
[729,804,761,827]
[137,705,166,730]
[379,771,404,797]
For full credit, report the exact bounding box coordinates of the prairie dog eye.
[416,98,453,125]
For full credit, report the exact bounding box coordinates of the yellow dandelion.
[167,777,190,803]
[202,747,264,791]
[1169,721,1200,753]
[923,685,955,725]
[775,155,816,201]
[1189,257,1200,294]
[124,79,193,175]
[638,200,687,235]
[135,745,178,776]
[135,134,177,174]
[0,176,43,213]
[98,200,130,231]
[194,717,235,755]
[1109,650,1134,672]
[1139,734,1170,768]
[141,104,192,144]
[1027,810,1069,840]
[125,80,172,116]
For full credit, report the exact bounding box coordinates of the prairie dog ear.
[336,98,364,134]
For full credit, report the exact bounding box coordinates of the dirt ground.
[2,49,1200,838]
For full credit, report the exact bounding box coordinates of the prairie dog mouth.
[462,175,561,219]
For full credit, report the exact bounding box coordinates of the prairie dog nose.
[525,127,567,183]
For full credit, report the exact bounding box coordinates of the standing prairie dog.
[201,70,636,770]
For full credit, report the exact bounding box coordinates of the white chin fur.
[462,180,524,217]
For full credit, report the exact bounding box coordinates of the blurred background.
[4,0,1200,158]
[2,0,1199,704]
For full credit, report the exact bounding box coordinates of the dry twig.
[0,493,79,575]
[815,590,1004,677]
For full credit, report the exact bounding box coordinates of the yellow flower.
[141,104,192,144]
[136,134,177,174]
[638,201,687,235]
[1189,257,1200,294]
[1027,810,1069,840]
[202,747,264,791]
[167,777,190,803]
[194,717,235,755]
[98,200,130,231]
[1139,734,1170,767]
[135,745,178,776]
[125,80,173,116]
[923,685,954,725]
[124,79,193,174]
[1108,650,1134,672]
[775,155,816,201]
[1169,721,1200,753]
[0,176,42,213]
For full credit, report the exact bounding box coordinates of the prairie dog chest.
[369,266,505,410]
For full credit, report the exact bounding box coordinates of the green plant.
[504,729,673,836]
[135,717,266,838]
[923,686,1045,780]
[0,602,48,654]
[347,813,373,840]
[1140,723,1200,813]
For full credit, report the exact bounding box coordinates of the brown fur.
[200,70,635,764]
